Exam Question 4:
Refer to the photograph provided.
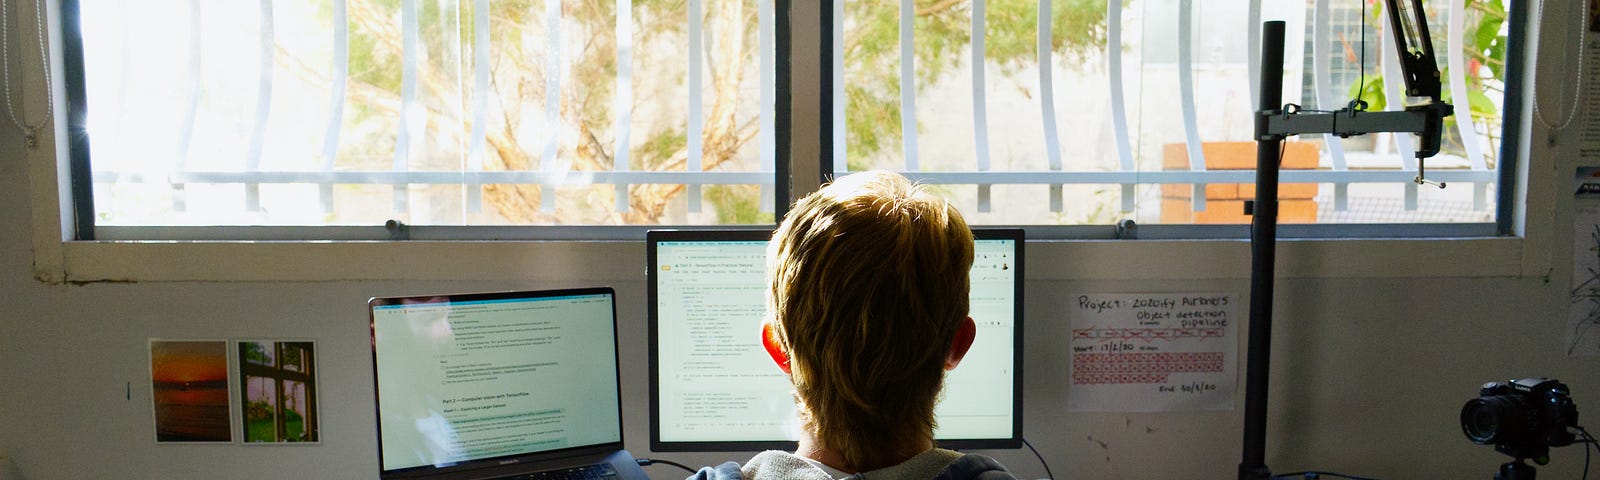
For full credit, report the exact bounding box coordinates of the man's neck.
[795,430,934,473]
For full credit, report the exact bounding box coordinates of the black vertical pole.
[1239,20,1284,480]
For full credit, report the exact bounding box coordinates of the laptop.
[369,287,652,480]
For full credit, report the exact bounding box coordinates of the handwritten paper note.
[1068,293,1238,412]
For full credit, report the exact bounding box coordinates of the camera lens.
[1463,402,1500,442]
[1461,396,1518,444]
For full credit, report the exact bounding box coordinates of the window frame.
[60,0,793,241]
[816,0,1522,238]
[25,0,1547,285]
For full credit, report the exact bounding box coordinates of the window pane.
[280,343,307,373]
[245,375,278,442]
[283,380,310,441]
[79,0,774,229]
[836,0,1506,228]
[242,341,275,367]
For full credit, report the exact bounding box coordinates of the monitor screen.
[370,288,623,475]
[647,229,1024,451]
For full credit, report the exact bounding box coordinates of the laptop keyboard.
[498,463,620,480]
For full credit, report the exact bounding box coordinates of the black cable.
[1282,103,1341,115]
[637,458,698,474]
[1356,0,1366,109]
[1576,426,1596,480]
[1583,431,1591,480]
[1022,437,1054,480]
[1269,471,1383,480]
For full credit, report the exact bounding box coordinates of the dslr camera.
[1460,378,1579,463]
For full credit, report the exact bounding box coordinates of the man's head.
[763,170,976,470]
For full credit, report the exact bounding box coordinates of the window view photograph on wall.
[78,0,777,228]
[832,0,1510,227]
[238,340,319,443]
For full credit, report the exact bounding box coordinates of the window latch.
[385,219,411,241]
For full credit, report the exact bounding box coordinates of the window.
[74,0,779,236]
[63,0,1520,240]
[828,0,1511,232]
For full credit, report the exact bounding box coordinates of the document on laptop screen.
[372,293,621,471]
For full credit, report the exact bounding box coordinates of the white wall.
[2,1,1597,480]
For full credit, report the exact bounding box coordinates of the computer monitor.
[647,228,1024,451]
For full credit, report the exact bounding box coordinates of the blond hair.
[766,171,975,470]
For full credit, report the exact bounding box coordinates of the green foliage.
[1465,88,1496,119]
[705,185,772,224]
[844,0,1111,163]
[1348,74,1386,111]
[984,0,1107,74]
[243,342,272,366]
[845,83,901,171]
[1343,0,1507,157]
[1472,0,1506,79]
[245,404,307,442]
[1354,0,1505,107]
[638,129,688,170]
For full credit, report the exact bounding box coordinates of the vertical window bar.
[541,0,563,213]
[899,0,918,171]
[1379,6,1420,211]
[759,0,776,212]
[173,0,201,213]
[775,0,793,216]
[1107,0,1135,213]
[61,0,96,239]
[1444,0,1488,211]
[246,0,275,213]
[613,0,633,212]
[466,0,489,213]
[832,0,847,177]
[687,0,704,212]
[1312,0,1349,211]
[320,0,349,214]
[1178,0,1206,212]
[395,0,419,214]
[1039,0,1064,213]
[971,0,990,213]
[1495,0,1527,234]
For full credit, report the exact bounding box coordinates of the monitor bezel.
[646,228,1025,452]
[369,287,625,479]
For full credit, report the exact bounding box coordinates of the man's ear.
[761,321,791,375]
[945,316,977,370]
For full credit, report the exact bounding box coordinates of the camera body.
[1460,378,1579,463]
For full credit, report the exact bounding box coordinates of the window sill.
[38,236,1527,283]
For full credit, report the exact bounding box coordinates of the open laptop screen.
[647,229,1023,451]
[370,288,622,474]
